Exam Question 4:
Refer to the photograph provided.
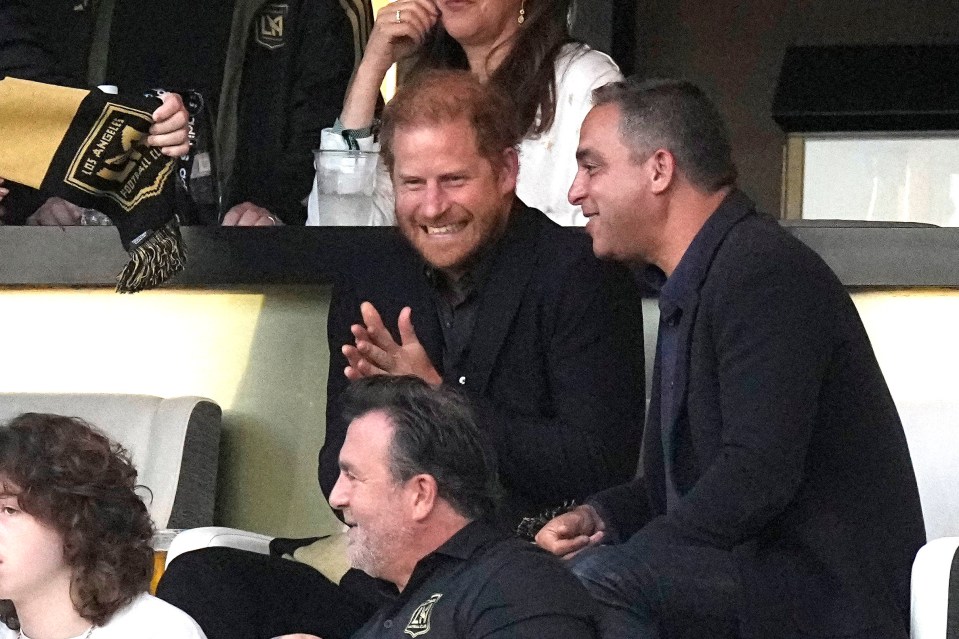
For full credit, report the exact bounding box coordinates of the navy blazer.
[323,202,646,523]
[592,191,925,638]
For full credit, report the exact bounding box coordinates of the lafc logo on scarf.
[256,3,289,50]
[404,593,442,637]
[65,103,173,212]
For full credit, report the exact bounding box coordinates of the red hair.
[380,69,522,172]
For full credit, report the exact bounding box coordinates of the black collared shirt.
[425,253,494,378]
[423,218,505,378]
[352,520,598,639]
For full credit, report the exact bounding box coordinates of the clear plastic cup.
[313,150,379,225]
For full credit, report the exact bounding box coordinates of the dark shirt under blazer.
[323,201,646,525]
[591,190,925,638]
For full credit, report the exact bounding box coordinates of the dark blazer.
[323,202,646,524]
[592,191,925,638]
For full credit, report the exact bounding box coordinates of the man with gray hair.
[331,375,599,639]
[536,79,925,639]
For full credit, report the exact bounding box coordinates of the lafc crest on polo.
[64,103,173,212]
[256,3,289,50]
[404,593,442,637]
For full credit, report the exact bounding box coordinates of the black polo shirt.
[353,520,598,639]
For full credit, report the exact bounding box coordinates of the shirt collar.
[428,518,507,561]
[395,519,507,596]
[659,189,754,320]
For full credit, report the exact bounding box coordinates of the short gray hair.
[592,79,737,192]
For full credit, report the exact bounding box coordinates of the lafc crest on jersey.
[404,593,442,637]
[256,3,289,50]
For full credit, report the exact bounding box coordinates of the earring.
[518,1,525,24]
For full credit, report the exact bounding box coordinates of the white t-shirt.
[307,44,622,227]
[1,594,207,639]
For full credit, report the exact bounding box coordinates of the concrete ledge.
[1,225,958,288]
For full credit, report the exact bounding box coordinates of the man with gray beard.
[327,375,599,639]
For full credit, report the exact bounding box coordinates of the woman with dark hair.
[307,0,621,226]
[0,413,206,639]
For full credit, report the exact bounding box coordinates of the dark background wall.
[631,0,959,216]
[571,0,637,75]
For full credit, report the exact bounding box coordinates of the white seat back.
[910,537,959,639]
[897,400,959,542]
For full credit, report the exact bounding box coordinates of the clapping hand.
[342,301,442,386]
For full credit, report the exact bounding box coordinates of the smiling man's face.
[568,103,662,265]
[392,118,517,280]
[328,410,412,583]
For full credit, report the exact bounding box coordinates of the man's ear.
[408,474,438,522]
[647,149,676,195]
[497,147,519,195]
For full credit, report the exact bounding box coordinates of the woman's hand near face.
[366,0,440,71]
[339,0,440,130]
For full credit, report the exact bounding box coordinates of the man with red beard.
[328,375,598,639]
[325,68,645,535]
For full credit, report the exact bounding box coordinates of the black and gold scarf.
[0,77,185,292]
